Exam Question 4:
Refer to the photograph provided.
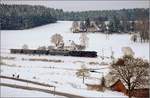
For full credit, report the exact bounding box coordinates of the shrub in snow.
[37,46,47,50]
[47,46,55,50]
[22,44,28,49]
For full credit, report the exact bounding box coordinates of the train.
[10,49,97,58]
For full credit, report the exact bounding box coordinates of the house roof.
[110,79,125,88]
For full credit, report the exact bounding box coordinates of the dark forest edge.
[0,4,149,30]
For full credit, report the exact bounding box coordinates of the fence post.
[53,86,56,96]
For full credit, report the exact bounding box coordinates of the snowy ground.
[0,53,114,97]
[1,54,127,97]
[0,21,148,97]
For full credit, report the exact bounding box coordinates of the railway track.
[0,75,85,98]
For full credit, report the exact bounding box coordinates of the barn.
[109,79,149,98]
[104,73,149,98]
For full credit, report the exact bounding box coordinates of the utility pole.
[83,73,85,84]
[110,47,115,64]
[102,48,104,62]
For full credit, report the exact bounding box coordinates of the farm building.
[104,73,149,98]
[109,79,149,98]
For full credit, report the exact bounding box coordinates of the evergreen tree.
[85,18,90,28]
[108,16,121,33]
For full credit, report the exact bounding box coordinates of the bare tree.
[51,34,63,47]
[72,21,80,32]
[76,65,89,84]
[121,47,135,57]
[134,20,149,42]
[22,44,28,49]
[110,55,149,98]
[100,76,106,92]
[79,33,89,48]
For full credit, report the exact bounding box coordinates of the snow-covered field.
[1,21,149,59]
[0,21,148,97]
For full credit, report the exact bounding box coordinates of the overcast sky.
[1,0,149,12]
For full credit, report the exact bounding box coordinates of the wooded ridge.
[0,4,149,30]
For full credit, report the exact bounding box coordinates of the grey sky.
[1,0,149,12]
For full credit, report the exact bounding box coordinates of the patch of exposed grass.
[1,56,16,60]
[0,60,5,65]
[73,61,85,64]
[29,58,63,63]
[88,62,100,65]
